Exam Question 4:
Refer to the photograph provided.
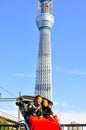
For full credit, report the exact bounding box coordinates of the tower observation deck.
[35,0,54,100]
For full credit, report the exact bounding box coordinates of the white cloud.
[56,67,86,76]
[13,73,35,78]
[53,100,81,113]
[53,101,68,107]
[59,112,86,124]
[53,100,76,108]
[53,101,86,123]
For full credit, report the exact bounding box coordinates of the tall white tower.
[35,0,54,100]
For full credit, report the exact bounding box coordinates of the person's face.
[43,100,48,107]
[37,97,42,105]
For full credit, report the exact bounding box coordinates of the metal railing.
[0,123,86,130]
[61,124,86,130]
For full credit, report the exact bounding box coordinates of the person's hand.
[38,116,43,119]
[49,115,54,120]
[36,106,41,110]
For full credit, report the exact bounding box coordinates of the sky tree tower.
[35,0,54,100]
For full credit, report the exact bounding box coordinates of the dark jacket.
[42,106,53,116]
[27,101,43,116]
[33,102,43,116]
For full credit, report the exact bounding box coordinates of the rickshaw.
[16,95,62,130]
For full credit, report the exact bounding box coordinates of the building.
[35,0,54,100]
[68,122,82,130]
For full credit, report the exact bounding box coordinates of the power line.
[0,98,16,102]
[0,86,17,98]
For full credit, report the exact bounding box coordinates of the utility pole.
[18,91,21,121]
[0,93,1,98]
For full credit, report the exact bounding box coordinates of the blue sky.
[0,0,86,121]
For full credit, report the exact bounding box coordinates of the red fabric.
[28,116,61,130]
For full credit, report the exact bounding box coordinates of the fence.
[61,124,86,130]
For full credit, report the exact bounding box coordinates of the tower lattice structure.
[35,0,54,100]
